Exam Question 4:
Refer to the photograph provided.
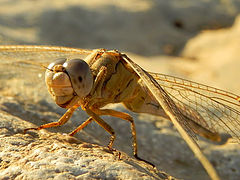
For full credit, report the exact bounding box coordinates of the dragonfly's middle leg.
[85,108,116,150]
[68,117,93,136]
[92,108,155,167]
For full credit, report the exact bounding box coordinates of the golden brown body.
[84,50,164,115]
[83,50,220,141]
[25,49,220,157]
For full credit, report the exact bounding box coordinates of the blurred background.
[1,0,240,179]
[0,0,239,55]
[1,0,240,92]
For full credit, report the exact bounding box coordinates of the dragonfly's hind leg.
[92,108,155,167]
[24,105,79,133]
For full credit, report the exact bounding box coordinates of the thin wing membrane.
[149,72,240,143]
[121,54,221,180]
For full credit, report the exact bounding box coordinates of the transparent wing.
[0,45,92,102]
[121,54,221,180]
[148,72,240,143]
[121,54,240,143]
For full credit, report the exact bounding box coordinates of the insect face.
[45,58,93,108]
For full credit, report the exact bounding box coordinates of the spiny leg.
[24,105,79,133]
[92,108,155,167]
[85,108,116,151]
[68,117,93,136]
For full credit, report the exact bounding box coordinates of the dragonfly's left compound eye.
[63,59,93,98]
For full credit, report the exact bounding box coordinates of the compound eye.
[47,58,67,70]
[63,59,93,98]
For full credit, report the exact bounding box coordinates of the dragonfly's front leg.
[24,105,79,133]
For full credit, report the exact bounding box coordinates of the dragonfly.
[0,45,240,180]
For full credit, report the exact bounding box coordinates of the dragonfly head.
[45,58,93,108]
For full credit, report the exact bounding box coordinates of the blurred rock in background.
[0,0,240,56]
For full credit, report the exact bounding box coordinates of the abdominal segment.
[122,79,220,141]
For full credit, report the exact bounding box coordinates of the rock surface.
[0,105,171,180]
[0,1,240,180]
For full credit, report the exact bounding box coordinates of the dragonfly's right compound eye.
[63,59,93,99]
